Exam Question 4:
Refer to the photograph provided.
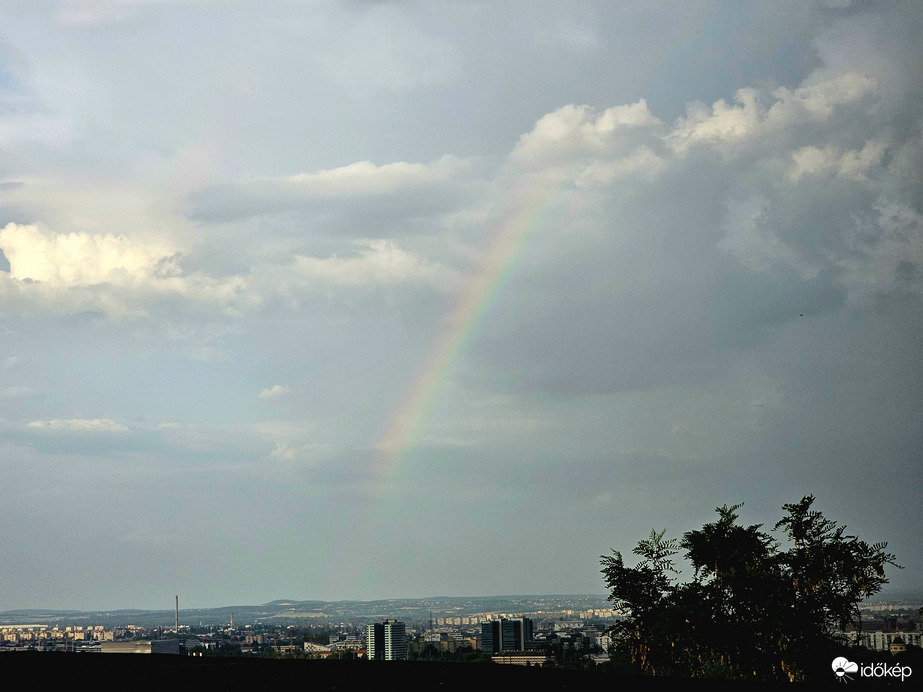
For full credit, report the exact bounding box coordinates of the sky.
[0,0,920,611]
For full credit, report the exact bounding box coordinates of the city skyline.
[0,1,920,610]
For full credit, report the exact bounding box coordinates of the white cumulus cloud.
[669,73,876,152]
[259,385,292,400]
[0,222,176,286]
[0,223,253,317]
[28,418,128,433]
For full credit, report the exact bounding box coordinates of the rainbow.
[324,172,570,597]
[372,175,565,482]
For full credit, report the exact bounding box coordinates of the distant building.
[366,620,407,661]
[304,641,333,658]
[100,640,181,654]
[367,623,383,660]
[480,618,534,653]
[844,617,922,651]
[491,651,550,666]
[554,620,583,631]
[848,630,923,651]
[889,634,907,655]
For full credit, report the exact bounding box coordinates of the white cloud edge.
[259,384,292,400]
[27,418,128,433]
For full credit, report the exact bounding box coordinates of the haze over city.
[0,1,920,611]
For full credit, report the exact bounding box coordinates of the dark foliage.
[600,496,898,681]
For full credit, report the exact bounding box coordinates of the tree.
[600,496,899,681]
[774,496,895,637]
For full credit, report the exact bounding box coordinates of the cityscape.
[1,592,920,668]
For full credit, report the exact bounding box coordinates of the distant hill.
[3,589,917,628]
[0,594,613,627]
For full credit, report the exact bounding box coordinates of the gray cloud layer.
[0,0,919,609]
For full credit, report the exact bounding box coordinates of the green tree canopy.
[600,495,898,681]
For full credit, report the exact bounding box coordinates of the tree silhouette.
[600,496,899,681]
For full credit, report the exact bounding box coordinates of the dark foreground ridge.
[2,652,816,689]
